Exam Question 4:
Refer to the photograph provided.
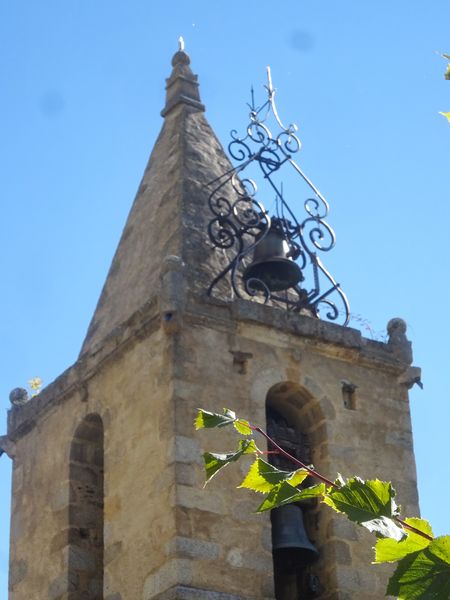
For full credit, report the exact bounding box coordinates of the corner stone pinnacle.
[161,45,205,117]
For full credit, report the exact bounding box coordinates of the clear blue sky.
[0,1,449,596]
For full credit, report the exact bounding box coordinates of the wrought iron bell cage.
[206,68,350,326]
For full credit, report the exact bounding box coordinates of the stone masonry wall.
[8,327,177,600]
[169,300,419,600]
[6,295,419,600]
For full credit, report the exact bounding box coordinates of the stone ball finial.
[171,47,190,67]
[387,318,407,337]
[387,318,412,364]
[9,387,29,406]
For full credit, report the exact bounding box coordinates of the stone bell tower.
[2,44,420,600]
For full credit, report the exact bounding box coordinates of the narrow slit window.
[341,381,357,410]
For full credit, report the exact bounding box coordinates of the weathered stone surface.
[153,586,248,599]
[174,436,202,464]
[143,559,193,599]
[175,463,198,486]
[48,572,78,600]
[387,317,413,364]
[9,559,27,588]
[166,536,220,560]
[104,541,122,566]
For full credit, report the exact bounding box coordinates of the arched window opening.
[68,414,104,600]
[266,390,321,599]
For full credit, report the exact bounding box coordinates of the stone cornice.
[6,293,412,442]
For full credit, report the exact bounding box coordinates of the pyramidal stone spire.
[80,45,233,355]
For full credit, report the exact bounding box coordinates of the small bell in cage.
[243,220,303,292]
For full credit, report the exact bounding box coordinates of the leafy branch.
[195,408,450,599]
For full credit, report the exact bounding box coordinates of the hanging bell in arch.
[271,504,319,572]
[243,222,303,292]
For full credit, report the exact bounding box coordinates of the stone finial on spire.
[161,39,205,117]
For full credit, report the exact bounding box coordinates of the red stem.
[395,517,433,541]
[251,425,433,542]
[253,426,337,489]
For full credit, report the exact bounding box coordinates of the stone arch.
[266,381,329,467]
[68,413,104,599]
[265,382,326,600]
[250,367,331,447]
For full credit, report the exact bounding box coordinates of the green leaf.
[239,458,308,494]
[387,536,450,599]
[256,481,304,512]
[256,481,323,512]
[287,469,310,488]
[375,518,433,563]
[442,53,450,60]
[239,458,290,493]
[203,439,257,483]
[289,483,326,501]
[445,65,450,81]
[323,477,404,540]
[233,419,252,436]
[439,111,450,122]
[241,440,258,455]
[195,408,237,430]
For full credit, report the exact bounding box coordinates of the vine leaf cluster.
[195,408,450,599]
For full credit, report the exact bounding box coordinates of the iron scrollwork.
[206,68,350,326]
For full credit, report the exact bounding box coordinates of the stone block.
[175,463,198,486]
[332,565,380,593]
[166,536,220,560]
[176,485,225,514]
[143,559,193,599]
[327,540,352,566]
[327,518,359,542]
[174,436,202,464]
[226,548,272,572]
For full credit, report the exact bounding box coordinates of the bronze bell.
[271,505,319,571]
[243,223,303,292]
